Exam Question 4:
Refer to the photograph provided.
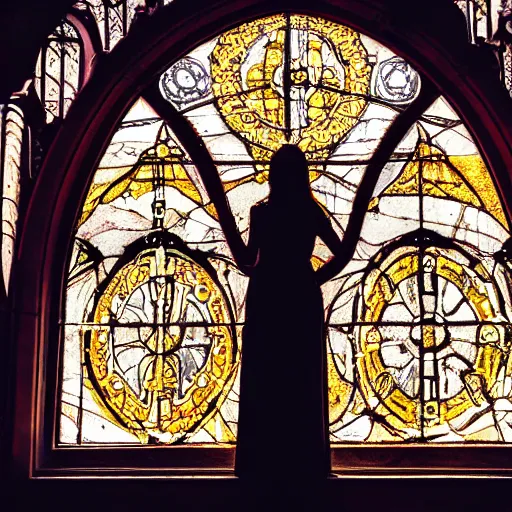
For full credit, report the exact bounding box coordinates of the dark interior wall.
[7,477,512,511]
[3,1,512,510]
[0,1,76,105]
[0,1,76,484]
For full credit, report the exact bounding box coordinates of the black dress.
[235,200,331,480]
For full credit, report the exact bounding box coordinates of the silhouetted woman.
[235,145,344,480]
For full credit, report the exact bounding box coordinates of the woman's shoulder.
[250,201,269,216]
[311,199,329,219]
[252,200,268,209]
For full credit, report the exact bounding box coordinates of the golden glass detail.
[449,154,508,228]
[383,129,481,205]
[372,127,508,229]
[85,245,237,444]
[79,124,217,226]
[356,245,508,438]
[211,14,371,170]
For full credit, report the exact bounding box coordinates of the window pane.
[0,104,23,294]
[61,14,512,447]
[34,21,81,123]
[327,97,512,443]
[74,0,140,51]
[61,98,243,445]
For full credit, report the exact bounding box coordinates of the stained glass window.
[34,20,82,123]
[61,98,242,444]
[453,0,512,96]
[74,0,141,51]
[0,103,23,295]
[60,13,512,447]
[327,98,512,442]
[454,0,492,42]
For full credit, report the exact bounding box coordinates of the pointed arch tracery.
[34,19,84,123]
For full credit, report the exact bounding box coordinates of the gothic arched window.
[10,1,512,477]
[34,19,83,123]
[59,13,512,453]
[0,103,24,295]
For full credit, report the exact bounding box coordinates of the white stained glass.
[327,94,512,444]
[1,104,23,294]
[59,13,512,448]
[76,0,141,52]
[34,21,81,123]
[61,97,244,446]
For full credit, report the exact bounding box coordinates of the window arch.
[10,0,512,478]
[62,98,241,445]
[59,11,512,449]
[34,19,84,123]
[0,103,24,296]
[74,0,140,52]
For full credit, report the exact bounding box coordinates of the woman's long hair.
[268,145,315,206]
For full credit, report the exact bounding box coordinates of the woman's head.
[268,145,312,203]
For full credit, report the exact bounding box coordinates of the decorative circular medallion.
[160,57,210,106]
[85,238,236,443]
[353,242,507,436]
[375,57,420,103]
[210,14,371,164]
